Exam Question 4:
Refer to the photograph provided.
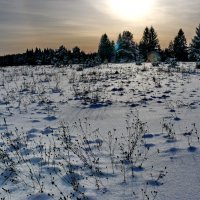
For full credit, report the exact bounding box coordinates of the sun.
[106,0,154,21]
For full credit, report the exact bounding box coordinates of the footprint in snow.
[43,115,57,121]
[28,193,51,200]
[165,147,180,154]
[142,133,154,139]
[188,146,197,152]
[144,143,155,148]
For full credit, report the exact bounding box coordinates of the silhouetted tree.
[35,47,42,65]
[72,46,81,64]
[98,33,114,62]
[168,41,174,58]
[42,48,54,65]
[189,24,200,61]
[25,49,35,65]
[149,26,160,52]
[139,26,160,61]
[139,27,149,60]
[54,46,68,66]
[161,41,175,61]
[173,29,188,61]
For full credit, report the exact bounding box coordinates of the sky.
[0,0,200,55]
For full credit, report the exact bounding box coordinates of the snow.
[0,63,200,199]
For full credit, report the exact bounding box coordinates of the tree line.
[0,46,100,67]
[1,24,200,67]
[98,25,200,63]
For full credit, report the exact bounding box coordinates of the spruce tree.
[168,41,174,57]
[35,47,42,65]
[110,40,115,62]
[163,41,175,60]
[173,29,188,61]
[139,27,149,60]
[149,26,160,52]
[116,31,138,62]
[139,26,160,61]
[53,46,68,67]
[25,49,35,65]
[72,46,81,64]
[189,24,200,61]
[98,33,113,62]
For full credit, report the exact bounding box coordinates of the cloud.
[0,0,200,55]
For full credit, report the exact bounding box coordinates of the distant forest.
[1,25,200,67]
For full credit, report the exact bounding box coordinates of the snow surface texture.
[0,63,200,200]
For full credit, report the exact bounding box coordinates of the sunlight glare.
[107,0,154,21]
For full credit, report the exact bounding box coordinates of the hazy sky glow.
[0,0,200,55]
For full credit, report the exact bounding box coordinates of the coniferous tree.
[42,48,53,65]
[168,41,174,58]
[110,40,115,62]
[72,46,81,64]
[173,29,188,61]
[149,26,160,52]
[57,45,68,66]
[52,46,69,67]
[139,27,150,60]
[139,26,160,61]
[98,33,114,62]
[162,41,175,61]
[25,49,35,65]
[189,24,200,61]
[35,47,42,65]
[116,31,138,62]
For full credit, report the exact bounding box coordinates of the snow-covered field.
[0,63,200,200]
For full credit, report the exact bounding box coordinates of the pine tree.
[189,24,200,61]
[98,34,114,62]
[173,29,188,61]
[115,31,138,62]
